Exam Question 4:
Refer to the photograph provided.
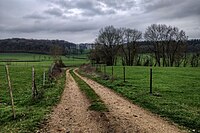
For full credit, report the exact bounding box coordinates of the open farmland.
[0,52,89,132]
[1,53,199,132]
[80,66,200,131]
[0,65,65,132]
[0,53,89,67]
[1,0,200,131]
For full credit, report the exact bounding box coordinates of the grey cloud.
[46,0,117,16]
[172,1,200,18]
[81,6,116,16]
[53,23,99,32]
[44,7,64,17]
[0,25,6,31]
[5,25,48,33]
[143,0,200,19]
[75,0,112,16]
[53,0,71,8]
[23,13,48,20]
[143,0,181,12]
[76,0,94,9]
[1,20,100,34]
[97,0,136,11]
[0,0,200,42]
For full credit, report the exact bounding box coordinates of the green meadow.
[1,52,200,132]
[81,66,200,131]
[0,53,89,67]
[0,65,66,132]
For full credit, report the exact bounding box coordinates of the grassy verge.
[0,66,66,133]
[79,65,200,132]
[69,69,107,112]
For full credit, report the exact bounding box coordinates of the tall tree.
[50,45,63,61]
[120,28,142,66]
[144,24,187,67]
[95,26,121,66]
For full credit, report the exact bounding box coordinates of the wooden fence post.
[123,66,126,82]
[100,64,102,72]
[111,65,114,81]
[150,68,153,95]
[43,70,46,86]
[104,64,106,75]
[95,64,97,71]
[50,63,55,74]
[5,65,16,119]
[32,66,38,98]
[112,66,113,76]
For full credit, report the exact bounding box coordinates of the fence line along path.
[74,69,187,133]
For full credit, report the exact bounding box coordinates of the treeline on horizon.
[89,24,200,67]
[0,37,199,55]
[0,38,78,55]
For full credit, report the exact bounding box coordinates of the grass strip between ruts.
[70,69,108,112]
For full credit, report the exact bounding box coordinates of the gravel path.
[74,69,187,133]
[39,70,109,133]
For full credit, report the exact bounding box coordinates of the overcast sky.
[0,0,200,43]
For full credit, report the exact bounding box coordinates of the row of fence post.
[95,64,153,95]
[4,65,46,119]
[5,65,16,119]
[150,68,153,95]
[32,67,38,99]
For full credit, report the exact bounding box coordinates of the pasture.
[1,52,200,132]
[0,65,66,132]
[0,54,67,132]
[82,66,200,131]
[0,53,89,67]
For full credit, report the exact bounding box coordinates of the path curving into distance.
[39,69,187,133]
[39,69,109,133]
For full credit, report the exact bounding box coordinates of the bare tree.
[120,28,142,66]
[166,27,188,66]
[144,24,187,67]
[190,43,200,67]
[50,45,63,61]
[144,24,167,66]
[88,44,103,64]
[95,26,121,66]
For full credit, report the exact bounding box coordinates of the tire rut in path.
[39,70,109,133]
[74,69,187,133]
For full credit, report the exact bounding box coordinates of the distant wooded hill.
[0,38,77,55]
[0,38,199,54]
[138,39,200,53]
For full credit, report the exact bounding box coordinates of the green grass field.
[1,52,199,132]
[0,53,89,67]
[80,66,200,131]
[0,65,65,132]
[0,53,88,132]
